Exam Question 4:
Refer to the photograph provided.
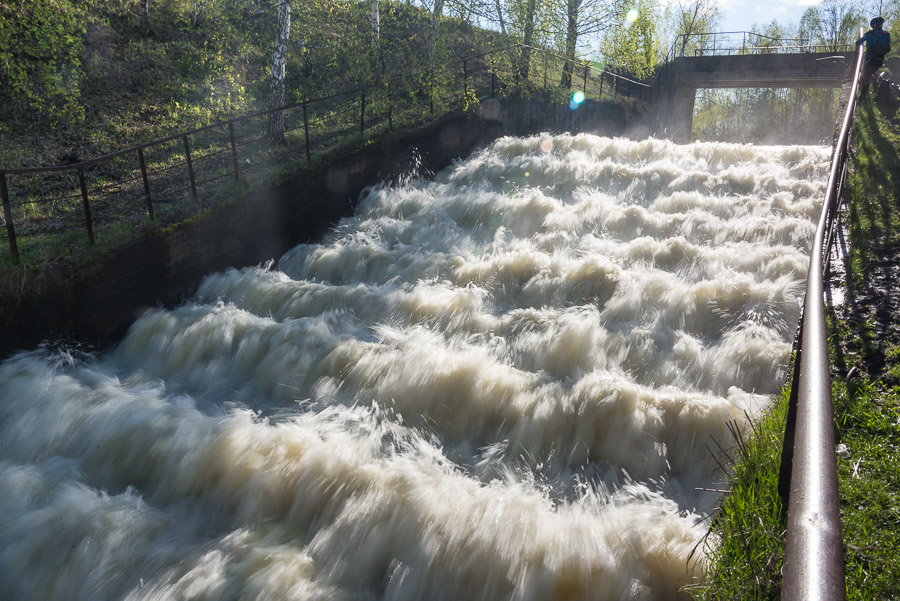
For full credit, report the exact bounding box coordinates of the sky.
[718,0,822,32]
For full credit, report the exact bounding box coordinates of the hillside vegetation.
[0,0,499,170]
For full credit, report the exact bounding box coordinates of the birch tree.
[518,0,537,81]
[670,0,720,57]
[819,0,864,50]
[557,0,623,88]
[370,0,381,49]
[427,0,446,70]
[268,0,291,143]
[600,0,661,79]
[191,0,211,27]
[140,0,150,36]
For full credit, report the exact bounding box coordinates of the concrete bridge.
[652,51,854,142]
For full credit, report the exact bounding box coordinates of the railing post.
[302,101,311,166]
[614,77,619,99]
[77,167,94,245]
[0,171,19,263]
[228,122,240,183]
[583,64,588,92]
[137,148,154,220]
[182,135,199,209]
[599,71,604,99]
[360,89,366,137]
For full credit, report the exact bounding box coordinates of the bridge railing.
[776,28,865,601]
[673,31,853,57]
[0,44,648,265]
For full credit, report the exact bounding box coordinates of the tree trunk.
[268,0,291,144]
[139,0,150,36]
[370,0,380,48]
[519,0,536,82]
[191,0,209,27]
[426,0,445,107]
[493,0,508,40]
[560,0,580,88]
[427,0,446,69]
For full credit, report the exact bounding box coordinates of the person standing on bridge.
[857,17,891,95]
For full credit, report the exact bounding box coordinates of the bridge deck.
[670,52,854,89]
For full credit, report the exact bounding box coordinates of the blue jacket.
[857,29,891,60]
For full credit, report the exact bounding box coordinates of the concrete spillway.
[0,133,829,600]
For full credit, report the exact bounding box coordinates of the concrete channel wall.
[0,95,645,358]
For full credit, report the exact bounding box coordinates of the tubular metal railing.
[672,31,854,57]
[0,43,648,265]
[778,28,865,601]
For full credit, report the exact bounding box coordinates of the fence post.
[583,64,588,92]
[302,101,311,166]
[77,167,95,245]
[599,71,604,99]
[614,77,619,99]
[0,171,18,263]
[137,148,154,220]
[182,135,200,209]
[228,122,240,183]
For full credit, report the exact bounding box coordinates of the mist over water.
[0,134,828,600]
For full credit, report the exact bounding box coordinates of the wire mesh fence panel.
[305,92,365,162]
[4,170,85,242]
[141,137,200,228]
[184,125,235,211]
[363,87,391,138]
[80,161,150,245]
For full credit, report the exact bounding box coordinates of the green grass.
[686,389,788,600]
[833,380,900,600]
[690,378,900,601]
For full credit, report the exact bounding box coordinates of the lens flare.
[626,9,639,23]
[569,90,586,111]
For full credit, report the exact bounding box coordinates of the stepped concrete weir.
[652,51,854,142]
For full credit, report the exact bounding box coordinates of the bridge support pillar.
[669,86,697,143]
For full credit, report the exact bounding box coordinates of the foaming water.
[0,134,828,600]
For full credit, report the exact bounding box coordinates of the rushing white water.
[0,134,828,601]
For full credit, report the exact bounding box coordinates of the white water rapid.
[0,134,829,601]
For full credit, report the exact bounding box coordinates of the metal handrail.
[779,27,864,601]
[672,30,853,58]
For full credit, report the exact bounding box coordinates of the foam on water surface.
[0,134,829,600]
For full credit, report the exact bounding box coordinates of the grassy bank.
[691,97,900,600]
